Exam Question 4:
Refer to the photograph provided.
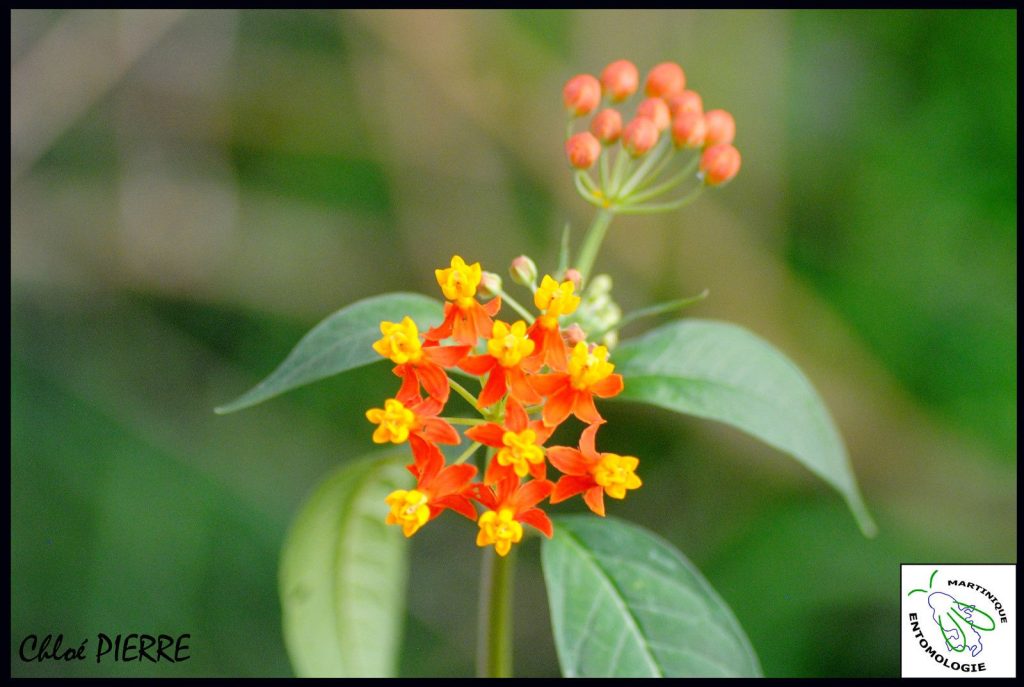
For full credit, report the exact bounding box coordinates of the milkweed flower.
[366,396,459,450]
[373,316,469,403]
[426,255,502,345]
[385,445,478,537]
[458,320,541,407]
[530,341,624,426]
[466,399,554,483]
[525,275,580,371]
[471,476,555,556]
[547,423,642,516]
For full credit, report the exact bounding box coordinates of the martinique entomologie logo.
[901,564,1016,678]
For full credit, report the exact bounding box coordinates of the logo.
[902,564,1015,678]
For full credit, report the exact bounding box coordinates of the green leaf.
[541,515,761,677]
[279,453,411,677]
[612,319,876,537]
[215,293,443,414]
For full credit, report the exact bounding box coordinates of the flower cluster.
[563,59,742,214]
[369,255,642,556]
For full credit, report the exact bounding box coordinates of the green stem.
[615,185,705,215]
[454,441,482,465]
[477,547,516,678]
[607,146,633,198]
[449,379,483,413]
[574,208,615,284]
[627,154,699,203]
[616,136,671,199]
[494,287,534,321]
[442,417,486,426]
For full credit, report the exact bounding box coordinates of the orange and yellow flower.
[530,341,624,426]
[458,320,541,407]
[466,399,554,483]
[425,256,502,346]
[373,316,469,403]
[366,396,460,473]
[385,445,478,537]
[547,423,642,516]
[470,476,554,556]
[524,275,580,371]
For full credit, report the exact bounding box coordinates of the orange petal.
[425,304,456,342]
[504,398,529,432]
[468,482,497,510]
[528,460,547,481]
[458,354,496,376]
[507,366,542,405]
[529,419,555,446]
[530,373,568,397]
[572,392,604,425]
[430,463,477,497]
[551,475,595,503]
[547,447,590,475]
[411,435,443,480]
[513,478,554,510]
[542,387,577,427]
[583,485,606,516]
[482,296,502,317]
[395,367,420,404]
[478,368,508,408]
[417,361,450,403]
[484,457,514,485]
[465,422,506,447]
[591,373,624,398]
[434,494,478,521]
[543,328,568,371]
[425,343,471,368]
[421,417,460,445]
[518,508,554,538]
[578,422,602,458]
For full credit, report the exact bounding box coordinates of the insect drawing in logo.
[908,569,997,659]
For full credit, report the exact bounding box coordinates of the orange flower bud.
[589,108,622,143]
[562,74,601,117]
[621,116,659,157]
[562,323,587,347]
[636,97,671,132]
[600,59,639,102]
[703,109,736,146]
[563,268,582,290]
[671,110,706,148]
[667,89,703,118]
[480,271,503,297]
[700,144,741,186]
[565,131,601,169]
[509,255,538,286]
[644,62,686,99]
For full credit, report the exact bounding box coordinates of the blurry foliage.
[10,9,1015,677]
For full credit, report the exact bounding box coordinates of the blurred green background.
[10,9,1016,677]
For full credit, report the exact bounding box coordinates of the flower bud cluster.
[562,59,742,213]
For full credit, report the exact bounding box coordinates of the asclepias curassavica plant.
[216,58,877,678]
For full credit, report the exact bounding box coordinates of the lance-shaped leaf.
[216,293,443,414]
[541,515,761,677]
[279,453,410,677]
[612,319,876,536]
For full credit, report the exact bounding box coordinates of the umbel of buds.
[561,59,742,214]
